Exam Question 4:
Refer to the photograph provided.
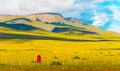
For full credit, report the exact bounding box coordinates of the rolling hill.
[0,13,120,41]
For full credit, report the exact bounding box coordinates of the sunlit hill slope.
[0,13,120,41]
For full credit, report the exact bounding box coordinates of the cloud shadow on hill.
[0,33,118,42]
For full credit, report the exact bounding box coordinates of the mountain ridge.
[0,13,120,41]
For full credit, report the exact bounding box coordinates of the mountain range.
[0,13,120,41]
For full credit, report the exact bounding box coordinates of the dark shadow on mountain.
[52,27,97,35]
[4,18,32,23]
[0,23,39,31]
[44,22,86,30]
[0,33,118,42]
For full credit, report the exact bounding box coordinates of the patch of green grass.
[72,56,80,59]
[53,56,58,59]
[51,61,62,66]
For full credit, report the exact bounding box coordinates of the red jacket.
[37,55,41,63]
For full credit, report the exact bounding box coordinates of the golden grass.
[0,40,120,66]
[1,65,120,71]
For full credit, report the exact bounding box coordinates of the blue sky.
[0,0,120,33]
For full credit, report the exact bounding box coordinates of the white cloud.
[0,0,22,14]
[108,5,120,21]
[0,0,75,15]
[92,11,109,27]
[108,25,120,33]
[74,0,106,11]
[0,0,108,15]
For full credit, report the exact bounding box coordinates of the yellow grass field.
[0,39,120,71]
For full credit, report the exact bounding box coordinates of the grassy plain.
[0,39,120,71]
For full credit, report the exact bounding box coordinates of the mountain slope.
[0,13,120,41]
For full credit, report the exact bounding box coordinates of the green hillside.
[0,13,120,41]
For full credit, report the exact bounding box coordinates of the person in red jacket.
[37,55,41,66]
